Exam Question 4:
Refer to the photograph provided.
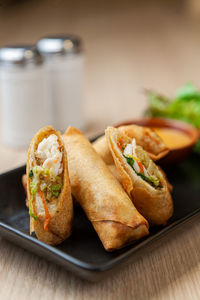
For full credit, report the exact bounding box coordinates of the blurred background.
[0,0,200,166]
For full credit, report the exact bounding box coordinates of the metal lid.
[0,45,42,67]
[37,34,82,56]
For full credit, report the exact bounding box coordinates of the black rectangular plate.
[0,152,199,281]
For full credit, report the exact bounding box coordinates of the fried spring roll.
[105,127,173,226]
[63,126,149,251]
[107,164,122,184]
[93,135,114,165]
[93,125,169,165]
[27,126,73,245]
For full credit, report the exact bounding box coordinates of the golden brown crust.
[107,164,122,184]
[63,126,149,251]
[26,126,73,245]
[157,166,173,193]
[131,187,173,226]
[93,135,114,164]
[105,127,173,226]
[93,221,148,251]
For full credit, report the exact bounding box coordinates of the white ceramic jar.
[0,46,50,148]
[37,35,84,133]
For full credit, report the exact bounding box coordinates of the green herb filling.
[28,166,62,219]
[123,155,162,188]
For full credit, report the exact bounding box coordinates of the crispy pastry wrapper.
[63,126,149,251]
[93,125,169,165]
[93,135,114,165]
[157,166,173,193]
[26,126,73,245]
[105,127,173,226]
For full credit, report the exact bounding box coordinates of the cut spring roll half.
[105,127,173,226]
[27,126,73,245]
[63,126,149,251]
[93,125,169,165]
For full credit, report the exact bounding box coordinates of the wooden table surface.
[0,1,200,299]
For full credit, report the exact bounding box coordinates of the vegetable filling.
[29,134,63,230]
[121,139,162,188]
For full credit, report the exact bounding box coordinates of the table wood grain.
[0,1,200,299]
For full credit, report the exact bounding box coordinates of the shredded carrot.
[53,157,59,164]
[58,139,62,152]
[39,189,50,231]
[117,138,124,150]
[138,161,144,173]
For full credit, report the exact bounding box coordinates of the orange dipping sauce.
[153,128,192,150]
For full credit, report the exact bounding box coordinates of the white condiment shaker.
[0,45,50,148]
[37,34,84,132]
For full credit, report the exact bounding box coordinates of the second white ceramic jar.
[37,35,84,133]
